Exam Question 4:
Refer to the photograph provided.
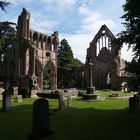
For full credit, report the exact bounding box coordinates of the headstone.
[16,95,23,102]
[0,94,2,101]
[58,94,65,110]
[28,98,54,139]
[66,95,72,107]
[31,90,38,98]
[13,87,18,96]
[0,88,4,101]
[1,83,12,112]
[129,97,135,113]
[133,94,139,110]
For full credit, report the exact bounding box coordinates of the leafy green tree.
[43,66,51,89]
[0,0,10,12]
[117,0,140,90]
[57,39,83,88]
[0,21,16,81]
[57,39,73,87]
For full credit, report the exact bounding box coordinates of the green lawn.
[0,92,139,140]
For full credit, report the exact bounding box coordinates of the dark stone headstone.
[133,94,139,110]
[28,98,54,139]
[58,94,65,110]
[1,83,11,112]
[129,97,135,113]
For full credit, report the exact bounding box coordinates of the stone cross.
[28,98,53,139]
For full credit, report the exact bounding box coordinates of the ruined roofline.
[30,29,49,38]
[90,24,116,46]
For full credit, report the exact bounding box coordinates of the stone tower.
[85,25,125,90]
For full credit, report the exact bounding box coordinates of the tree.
[0,0,10,12]
[0,21,16,82]
[57,39,83,88]
[117,0,140,90]
[57,39,74,87]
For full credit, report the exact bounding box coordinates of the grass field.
[0,91,139,140]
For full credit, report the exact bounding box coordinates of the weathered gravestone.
[16,95,23,103]
[28,98,54,139]
[129,97,135,113]
[129,95,139,113]
[58,94,65,110]
[13,87,18,96]
[1,83,11,112]
[0,88,4,101]
[66,94,72,107]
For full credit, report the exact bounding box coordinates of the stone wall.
[12,8,58,91]
[85,25,125,90]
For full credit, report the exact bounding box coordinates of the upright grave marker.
[29,98,53,139]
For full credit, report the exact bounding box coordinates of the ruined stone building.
[13,8,59,91]
[85,25,125,90]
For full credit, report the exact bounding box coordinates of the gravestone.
[58,94,65,110]
[1,83,12,112]
[129,97,135,113]
[0,88,4,101]
[30,90,38,98]
[28,98,54,139]
[16,95,23,102]
[13,87,18,96]
[66,95,72,107]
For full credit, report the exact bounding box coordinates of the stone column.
[86,59,96,94]
[29,46,36,76]
[89,60,93,87]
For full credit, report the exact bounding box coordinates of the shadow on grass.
[0,100,140,140]
[49,107,140,140]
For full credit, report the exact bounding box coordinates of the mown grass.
[96,90,134,97]
[0,91,139,140]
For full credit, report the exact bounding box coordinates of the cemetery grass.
[0,95,139,140]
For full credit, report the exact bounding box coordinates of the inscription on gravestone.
[29,98,53,139]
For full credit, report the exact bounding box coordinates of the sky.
[0,0,133,63]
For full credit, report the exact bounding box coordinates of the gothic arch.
[14,8,58,92]
[43,60,57,90]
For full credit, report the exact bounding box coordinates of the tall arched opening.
[43,61,57,90]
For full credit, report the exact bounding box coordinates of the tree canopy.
[0,0,10,12]
[0,1,16,82]
[117,0,140,60]
[117,0,140,90]
[57,39,83,88]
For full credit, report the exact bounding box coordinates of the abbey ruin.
[13,8,59,91]
[85,25,125,90]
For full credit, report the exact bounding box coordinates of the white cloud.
[8,0,19,5]
[60,33,93,63]
[42,0,76,14]
[121,45,133,62]
[78,5,117,34]
[60,33,134,63]
[30,11,59,34]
